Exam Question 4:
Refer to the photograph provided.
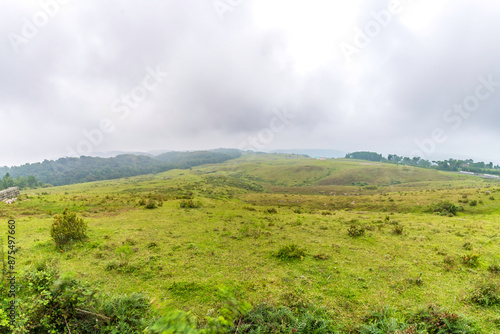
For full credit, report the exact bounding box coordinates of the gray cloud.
[1,0,500,166]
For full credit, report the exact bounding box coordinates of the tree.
[1,173,14,189]
[27,175,38,188]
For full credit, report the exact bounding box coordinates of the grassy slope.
[2,154,500,331]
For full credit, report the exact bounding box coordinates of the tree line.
[0,149,241,187]
[345,151,500,175]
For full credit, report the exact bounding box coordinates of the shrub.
[313,253,330,260]
[347,225,365,237]
[266,207,278,214]
[443,256,456,271]
[462,242,473,251]
[275,244,306,261]
[392,225,404,235]
[469,200,478,207]
[50,208,88,248]
[470,281,500,306]
[410,305,479,333]
[179,199,202,209]
[145,200,158,209]
[428,201,462,216]
[488,263,500,274]
[462,253,481,267]
[357,305,479,334]
[229,304,333,334]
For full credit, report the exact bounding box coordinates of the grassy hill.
[2,153,500,332]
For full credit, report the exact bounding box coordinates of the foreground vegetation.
[1,154,500,332]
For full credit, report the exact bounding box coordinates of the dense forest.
[346,151,500,175]
[0,149,241,187]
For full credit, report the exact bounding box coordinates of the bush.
[145,200,158,209]
[347,225,365,237]
[428,201,462,216]
[266,207,278,214]
[357,305,479,334]
[179,199,202,209]
[469,200,478,207]
[275,244,306,261]
[488,263,500,274]
[391,225,404,235]
[50,208,88,248]
[229,304,333,334]
[470,281,500,306]
[462,253,481,267]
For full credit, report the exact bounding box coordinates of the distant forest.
[345,151,500,175]
[0,149,241,188]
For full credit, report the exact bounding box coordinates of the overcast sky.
[1,0,500,167]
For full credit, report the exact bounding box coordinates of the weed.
[470,280,500,306]
[428,201,462,216]
[462,242,473,251]
[275,244,306,261]
[461,253,481,267]
[180,199,202,209]
[392,225,404,235]
[347,225,365,237]
[145,200,158,209]
[488,263,500,274]
[313,253,330,260]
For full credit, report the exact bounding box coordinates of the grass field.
[2,153,500,332]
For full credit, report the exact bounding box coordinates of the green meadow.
[2,153,500,332]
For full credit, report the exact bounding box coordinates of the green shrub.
[462,253,481,267]
[410,305,479,333]
[180,199,202,209]
[229,304,333,334]
[470,281,500,306]
[462,242,473,251]
[313,253,330,260]
[145,200,158,209]
[391,225,404,235]
[428,201,462,216]
[275,244,306,261]
[469,200,478,207]
[347,225,365,237]
[357,305,479,334]
[101,293,151,333]
[266,207,278,214]
[488,263,500,274]
[50,208,88,248]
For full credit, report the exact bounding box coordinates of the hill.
[1,154,500,332]
[0,149,241,187]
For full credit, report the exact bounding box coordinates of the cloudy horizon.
[1,0,500,167]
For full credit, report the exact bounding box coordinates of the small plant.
[428,201,462,216]
[145,200,158,209]
[275,243,306,261]
[462,242,473,251]
[469,200,478,207]
[488,263,500,274]
[347,225,365,237]
[116,244,134,265]
[313,253,330,260]
[392,225,404,235]
[50,208,88,248]
[180,199,202,209]
[443,256,456,271]
[266,207,278,214]
[470,280,500,306]
[462,252,481,267]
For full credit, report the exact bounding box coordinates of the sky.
[1,0,500,167]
